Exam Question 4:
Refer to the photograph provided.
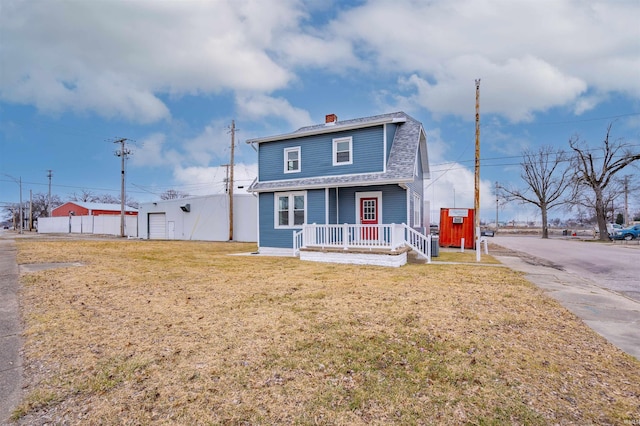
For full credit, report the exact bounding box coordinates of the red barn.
[52,202,138,217]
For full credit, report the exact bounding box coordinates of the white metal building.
[138,194,257,242]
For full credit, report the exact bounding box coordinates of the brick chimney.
[325,113,338,124]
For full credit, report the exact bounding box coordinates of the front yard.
[12,240,640,425]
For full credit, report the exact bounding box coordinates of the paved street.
[491,235,640,359]
[493,235,640,301]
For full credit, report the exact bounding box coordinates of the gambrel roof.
[247,111,429,192]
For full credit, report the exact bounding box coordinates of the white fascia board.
[246,117,407,145]
[249,177,412,193]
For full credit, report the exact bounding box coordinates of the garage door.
[148,213,166,239]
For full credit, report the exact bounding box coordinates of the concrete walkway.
[0,237,22,425]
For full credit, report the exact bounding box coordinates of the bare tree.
[31,192,63,218]
[569,176,625,224]
[569,122,640,241]
[69,189,98,202]
[96,193,120,204]
[160,189,190,200]
[500,146,572,238]
[68,191,138,209]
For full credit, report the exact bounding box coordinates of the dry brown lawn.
[12,239,640,425]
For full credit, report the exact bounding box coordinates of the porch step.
[407,250,429,264]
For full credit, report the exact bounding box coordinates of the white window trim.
[355,191,382,224]
[274,191,307,229]
[284,146,301,174]
[332,137,353,166]
[413,193,421,227]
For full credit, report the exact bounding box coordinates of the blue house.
[247,112,432,266]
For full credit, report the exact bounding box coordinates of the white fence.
[294,223,431,262]
[38,215,138,237]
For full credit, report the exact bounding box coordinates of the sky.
[1,0,639,224]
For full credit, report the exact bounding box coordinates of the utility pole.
[495,181,499,232]
[19,177,23,234]
[474,79,481,260]
[228,120,236,241]
[29,190,33,231]
[624,175,629,226]
[47,169,53,217]
[221,164,230,193]
[114,138,132,237]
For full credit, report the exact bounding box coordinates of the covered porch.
[293,223,433,267]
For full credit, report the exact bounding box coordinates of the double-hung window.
[275,192,306,228]
[284,147,300,173]
[333,137,352,166]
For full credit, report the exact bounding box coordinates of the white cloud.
[236,94,313,129]
[131,133,183,167]
[326,0,639,120]
[173,163,257,196]
[133,119,244,171]
[182,121,237,167]
[0,0,297,122]
[1,0,637,126]
[424,128,495,222]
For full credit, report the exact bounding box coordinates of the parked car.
[481,229,495,237]
[611,224,640,241]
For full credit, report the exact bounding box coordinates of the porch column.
[343,223,348,250]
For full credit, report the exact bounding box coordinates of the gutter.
[248,177,414,193]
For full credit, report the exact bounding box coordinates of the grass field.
[12,239,640,425]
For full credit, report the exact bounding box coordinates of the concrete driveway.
[491,235,640,360]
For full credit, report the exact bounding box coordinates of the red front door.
[360,197,378,240]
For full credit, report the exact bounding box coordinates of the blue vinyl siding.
[405,144,426,228]
[306,189,326,224]
[259,190,326,248]
[328,188,338,224]
[259,186,407,248]
[336,185,407,225]
[258,126,385,182]
[258,192,295,248]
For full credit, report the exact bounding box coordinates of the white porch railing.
[293,223,431,263]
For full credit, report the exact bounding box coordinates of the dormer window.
[284,147,300,173]
[333,137,352,166]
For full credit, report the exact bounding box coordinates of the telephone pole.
[228,120,236,241]
[114,138,132,237]
[29,190,33,231]
[47,169,53,217]
[624,175,629,226]
[474,79,481,260]
[221,164,230,193]
[495,181,499,232]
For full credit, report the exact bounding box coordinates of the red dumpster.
[439,208,475,249]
